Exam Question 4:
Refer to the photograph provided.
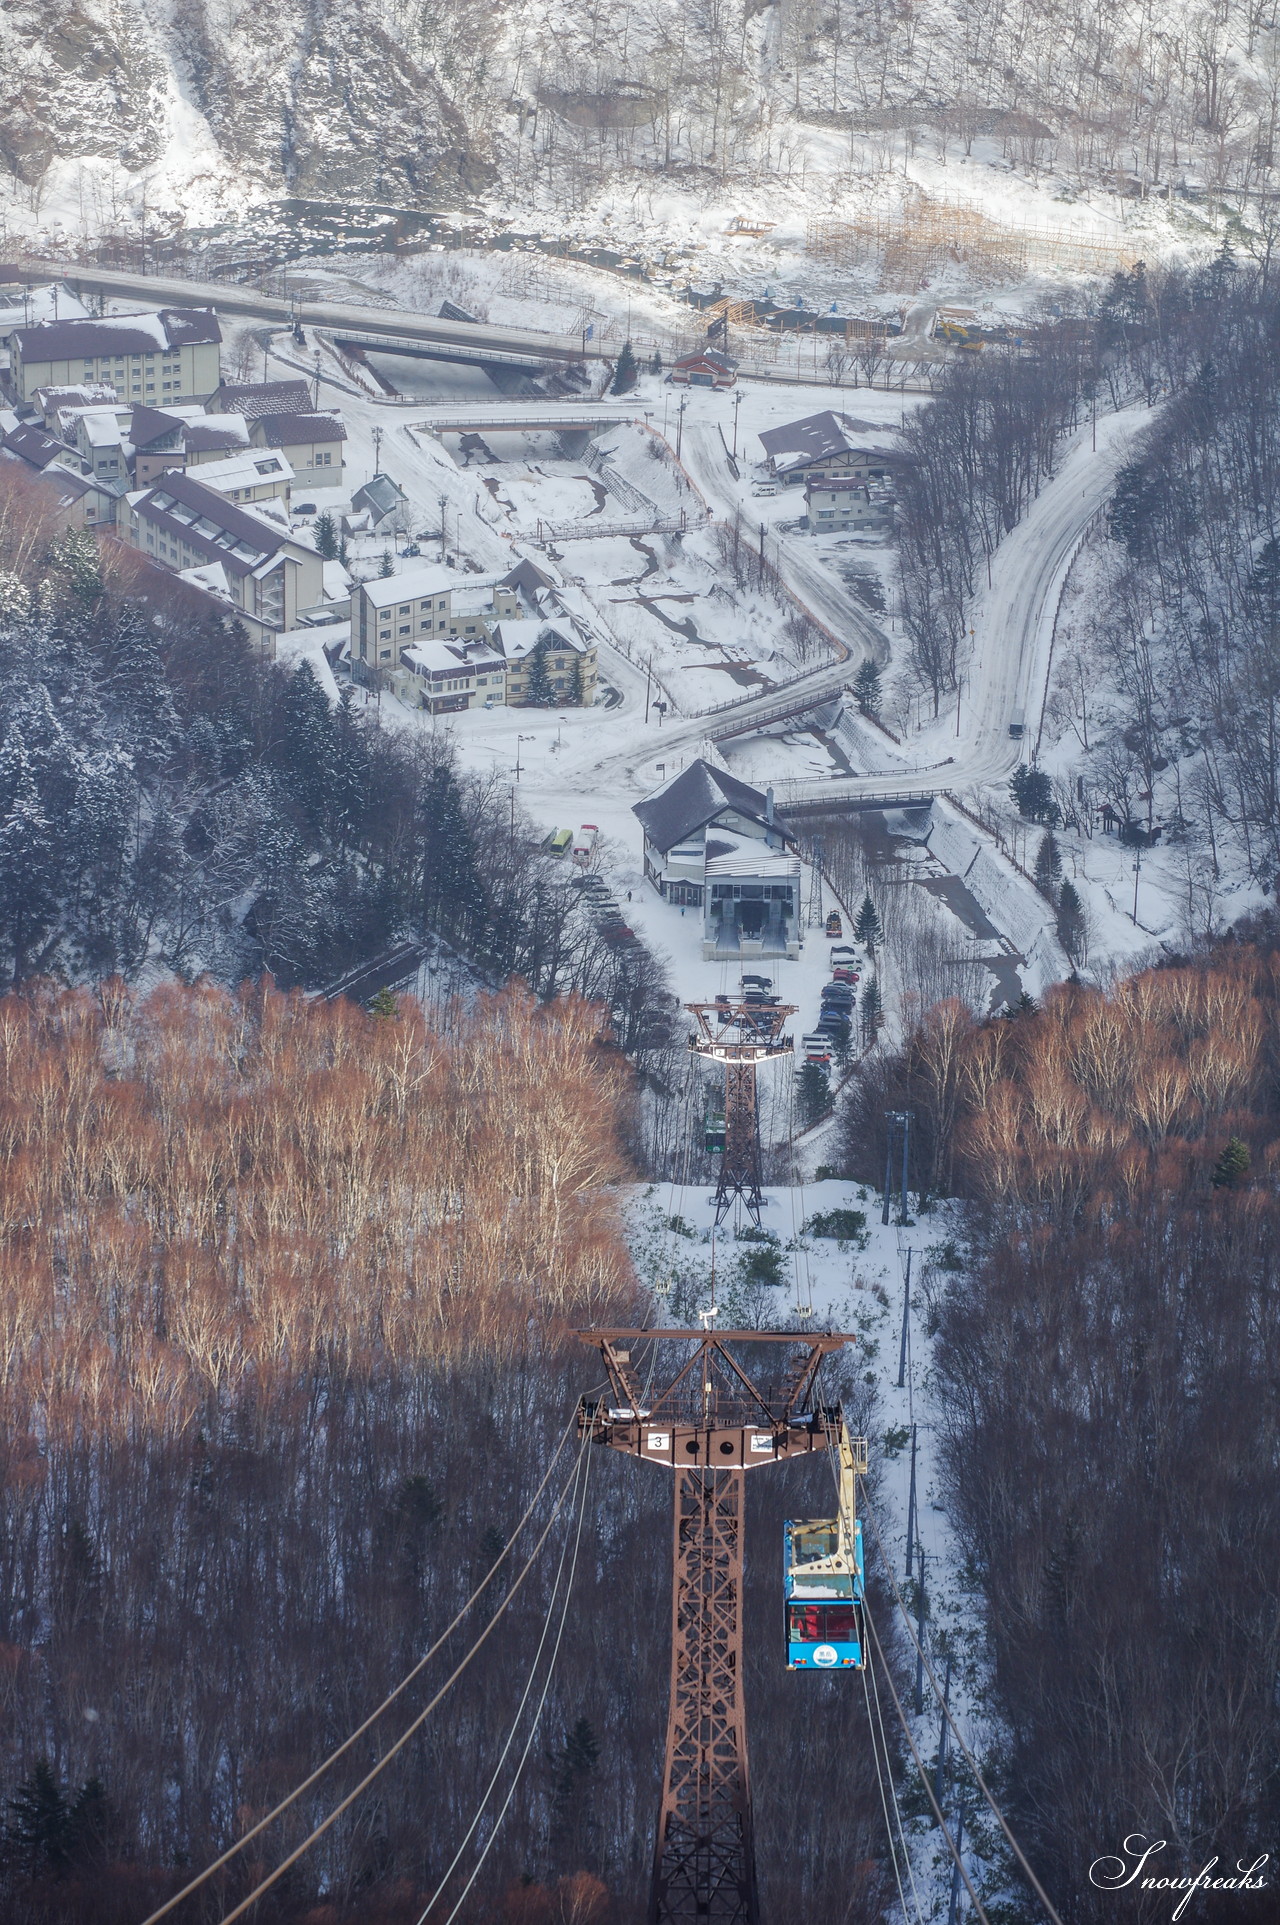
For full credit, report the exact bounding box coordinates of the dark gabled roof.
[2,422,76,470]
[632,759,771,855]
[499,556,558,608]
[129,404,187,448]
[9,307,220,360]
[211,379,312,419]
[352,474,407,518]
[133,470,293,576]
[675,347,739,372]
[254,411,347,446]
[758,410,861,462]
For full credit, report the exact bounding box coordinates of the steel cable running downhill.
[415,1437,595,1925]
[136,1410,586,1925]
[211,1429,595,1925]
[824,1428,983,1923]
[860,1494,1066,1925]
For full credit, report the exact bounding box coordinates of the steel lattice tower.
[687,1001,795,1229]
[577,1331,855,1925]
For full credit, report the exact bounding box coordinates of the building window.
[398,624,410,635]
[380,648,392,660]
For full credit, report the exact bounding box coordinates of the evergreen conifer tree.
[8,1760,71,1876]
[860,976,882,1042]
[1034,831,1063,901]
[379,549,395,578]
[854,893,882,948]
[797,1061,831,1128]
[852,659,882,715]
[313,512,339,560]
[420,763,486,946]
[273,662,337,835]
[610,342,638,395]
[1057,879,1086,960]
[523,640,555,708]
[1212,1136,1251,1188]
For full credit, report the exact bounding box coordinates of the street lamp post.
[513,734,535,782]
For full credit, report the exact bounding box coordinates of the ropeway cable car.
[784,1425,868,1669]
[704,1105,727,1155]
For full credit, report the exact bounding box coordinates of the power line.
[138,1413,583,1925]
[861,1496,1066,1925]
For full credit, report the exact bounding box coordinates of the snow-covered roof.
[360,562,458,608]
[403,635,504,677]
[130,405,193,448]
[210,379,312,419]
[491,617,583,662]
[187,450,294,495]
[33,382,117,414]
[758,411,905,473]
[675,347,738,372]
[9,307,221,360]
[79,411,124,449]
[705,849,801,879]
[178,560,233,601]
[633,758,774,855]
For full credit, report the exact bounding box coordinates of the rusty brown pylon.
[578,1329,854,1925]
[686,1001,796,1229]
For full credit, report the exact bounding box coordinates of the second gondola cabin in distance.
[784,1427,867,1669]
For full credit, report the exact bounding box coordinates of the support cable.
[417,1439,594,1925]
[143,1421,584,1925]
[862,1594,990,1925]
[825,1426,922,1923]
[861,1497,1065,1925]
[865,1632,926,1925]
[859,1661,918,1925]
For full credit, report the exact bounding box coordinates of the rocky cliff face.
[0,0,493,210]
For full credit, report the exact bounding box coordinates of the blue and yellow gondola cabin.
[784,1427,867,1669]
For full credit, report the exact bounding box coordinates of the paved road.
[16,257,594,365]
[572,408,1140,803]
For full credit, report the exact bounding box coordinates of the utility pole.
[372,425,383,475]
[896,1247,912,1388]
[676,396,688,462]
[439,493,449,562]
[807,836,824,928]
[313,349,322,409]
[905,1421,917,1578]
[578,1330,860,1925]
[688,999,796,1229]
[915,1543,927,1714]
[946,1808,966,1925]
[882,1110,910,1225]
[731,388,743,462]
[933,1652,953,1809]
[645,655,653,725]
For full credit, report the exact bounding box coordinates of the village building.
[633,760,800,959]
[120,469,324,645]
[490,617,597,705]
[353,561,597,706]
[177,448,295,508]
[5,309,222,406]
[757,410,908,487]
[805,474,895,533]
[247,412,346,492]
[669,347,739,389]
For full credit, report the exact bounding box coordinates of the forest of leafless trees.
[0,981,894,1924]
[843,948,1280,1920]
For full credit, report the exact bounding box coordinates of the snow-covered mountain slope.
[3,0,1276,247]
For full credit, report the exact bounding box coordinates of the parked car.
[821,984,855,1007]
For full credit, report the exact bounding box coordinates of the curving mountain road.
[577,407,1142,803]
